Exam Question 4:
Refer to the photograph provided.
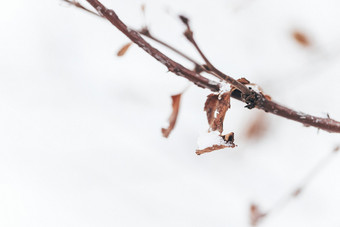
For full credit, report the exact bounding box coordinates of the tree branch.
[139,27,202,67]
[85,0,219,92]
[75,0,340,133]
[179,15,252,96]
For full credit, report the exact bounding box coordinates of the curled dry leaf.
[198,91,235,155]
[161,93,182,138]
[250,204,266,226]
[117,42,132,56]
[334,145,339,153]
[196,132,236,155]
[204,92,231,133]
[292,31,310,47]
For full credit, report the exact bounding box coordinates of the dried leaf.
[245,112,268,140]
[204,94,219,127]
[196,132,236,155]
[196,144,228,155]
[250,204,266,226]
[263,94,272,101]
[334,145,340,153]
[237,77,250,85]
[161,93,182,138]
[204,92,231,133]
[292,31,310,47]
[141,4,145,13]
[117,42,132,56]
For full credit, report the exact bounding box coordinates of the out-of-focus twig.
[250,145,340,226]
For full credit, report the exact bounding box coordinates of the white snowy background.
[1,0,340,226]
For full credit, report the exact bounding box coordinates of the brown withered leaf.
[245,112,268,140]
[262,93,272,101]
[204,94,219,126]
[117,42,132,56]
[237,77,250,85]
[250,204,266,226]
[161,93,182,138]
[196,144,228,155]
[141,4,145,13]
[334,145,340,153]
[292,31,310,47]
[196,132,236,155]
[204,92,231,133]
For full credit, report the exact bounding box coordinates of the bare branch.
[63,0,104,17]
[178,15,252,96]
[85,0,219,92]
[66,0,340,133]
[139,27,201,67]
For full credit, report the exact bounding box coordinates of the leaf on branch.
[196,144,229,155]
[262,93,272,101]
[161,93,182,138]
[117,42,132,56]
[204,92,231,133]
[292,30,310,47]
[199,93,235,155]
[196,132,235,155]
[250,204,266,226]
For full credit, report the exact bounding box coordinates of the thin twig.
[63,0,103,17]
[252,145,340,226]
[86,0,219,91]
[139,27,201,67]
[179,15,252,96]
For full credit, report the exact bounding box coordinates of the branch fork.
[64,0,340,143]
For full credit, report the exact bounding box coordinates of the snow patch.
[197,131,227,149]
[219,81,230,94]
